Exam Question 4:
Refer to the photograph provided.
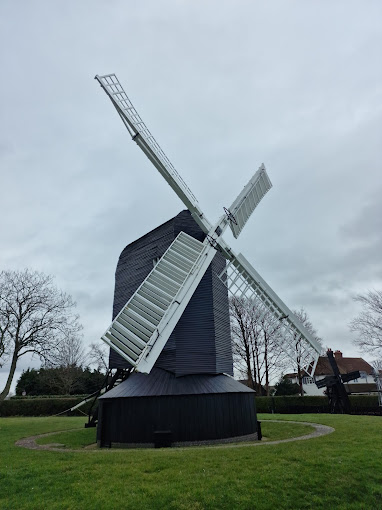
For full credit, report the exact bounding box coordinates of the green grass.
[260,420,313,441]
[35,427,97,449]
[0,414,381,509]
[34,420,314,449]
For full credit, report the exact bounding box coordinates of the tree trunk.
[251,344,258,389]
[264,331,270,395]
[297,364,303,397]
[238,313,254,389]
[296,338,304,397]
[245,343,254,389]
[254,338,262,395]
[0,349,18,401]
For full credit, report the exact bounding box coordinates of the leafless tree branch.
[350,289,382,356]
[0,269,82,400]
[87,342,109,373]
[291,307,322,395]
[230,296,288,395]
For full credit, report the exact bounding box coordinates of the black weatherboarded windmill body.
[94,74,322,447]
[99,211,256,446]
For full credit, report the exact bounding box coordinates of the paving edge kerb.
[15,420,335,452]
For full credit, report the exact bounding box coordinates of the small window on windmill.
[153,257,161,267]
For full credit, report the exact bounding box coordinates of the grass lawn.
[34,420,315,449]
[0,414,381,509]
[35,427,97,449]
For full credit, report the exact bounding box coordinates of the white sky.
[1,1,381,392]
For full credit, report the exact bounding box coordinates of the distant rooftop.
[286,350,374,378]
[315,350,373,376]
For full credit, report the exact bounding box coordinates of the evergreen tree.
[273,375,301,396]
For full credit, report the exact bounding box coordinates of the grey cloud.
[1,1,381,387]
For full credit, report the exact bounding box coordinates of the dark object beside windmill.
[316,349,360,414]
[92,73,321,447]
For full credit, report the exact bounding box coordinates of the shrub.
[10,394,89,400]
[16,367,106,396]
[273,376,301,396]
[0,397,96,417]
[255,395,380,414]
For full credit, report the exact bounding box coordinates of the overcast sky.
[1,1,381,391]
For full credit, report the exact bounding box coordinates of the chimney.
[334,350,343,359]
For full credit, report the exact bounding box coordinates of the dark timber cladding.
[97,368,257,446]
[99,211,258,447]
[109,210,233,376]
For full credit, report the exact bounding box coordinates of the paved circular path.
[15,420,334,452]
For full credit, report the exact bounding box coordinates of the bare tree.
[43,334,87,395]
[371,358,382,372]
[87,342,109,373]
[350,289,382,357]
[292,308,322,396]
[230,297,287,395]
[47,334,86,369]
[260,312,286,395]
[0,317,9,369]
[0,269,82,400]
[230,297,257,389]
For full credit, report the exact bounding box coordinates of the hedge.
[10,394,89,400]
[255,395,381,415]
[0,397,96,417]
[255,395,329,414]
[0,394,380,417]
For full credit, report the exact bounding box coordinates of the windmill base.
[96,369,257,448]
[98,431,259,449]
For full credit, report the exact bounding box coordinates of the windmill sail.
[101,231,217,373]
[226,165,272,239]
[218,253,321,376]
[96,72,321,378]
[95,73,212,235]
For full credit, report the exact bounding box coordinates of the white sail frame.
[96,72,322,375]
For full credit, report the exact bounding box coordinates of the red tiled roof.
[314,356,373,376]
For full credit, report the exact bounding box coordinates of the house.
[286,350,379,396]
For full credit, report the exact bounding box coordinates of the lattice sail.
[218,254,321,376]
[95,74,200,210]
[101,231,217,373]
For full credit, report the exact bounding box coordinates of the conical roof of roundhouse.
[100,368,254,399]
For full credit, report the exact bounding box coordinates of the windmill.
[315,350,360,413]
[94,73,322,447]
